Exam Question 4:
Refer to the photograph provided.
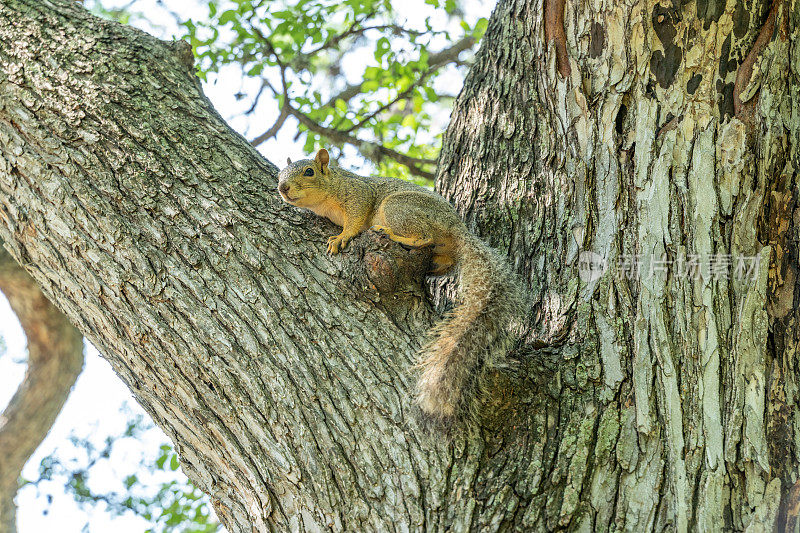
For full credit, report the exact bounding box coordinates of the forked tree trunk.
[0,1,530,531]
[0,0,797,532]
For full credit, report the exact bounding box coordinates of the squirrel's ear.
[315,148,329,170]
[286,157,292,165]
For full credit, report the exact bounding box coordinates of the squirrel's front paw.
[327,235,346,254]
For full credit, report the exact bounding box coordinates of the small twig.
[286,106,436,179]
[306,11,375,56]
[344,89,415,133]
[323,35,476,109]
[305,22,419,57]
[252,26,287,71]
[250,105,290,145]
[245,79,270,115]
[342,66,442,134]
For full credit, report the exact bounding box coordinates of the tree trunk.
[0,0,797,531]
[436,0,799,530]
[0,248,84,532]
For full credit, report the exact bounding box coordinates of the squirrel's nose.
[278,183,289,194]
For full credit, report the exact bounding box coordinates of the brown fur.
[278,150,524,423]
[415,233,523,423]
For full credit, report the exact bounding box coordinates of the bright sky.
[0,0,494,530]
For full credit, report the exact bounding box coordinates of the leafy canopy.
[130,0,488,181]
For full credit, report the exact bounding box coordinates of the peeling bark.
[438,0,799,529]
[0,248,83,532]
[545,0,572,77]
[733,0,784,117]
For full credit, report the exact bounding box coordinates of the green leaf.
[474,17,489,39]
[361,80,380,92]
[246,63,263,76]
[374,36,391,61]
[218,9,237,25]
[156,447,169,469]
[363,66,381,79]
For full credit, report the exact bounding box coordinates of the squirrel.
[277,148,523,423]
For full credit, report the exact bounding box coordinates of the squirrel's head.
[277,149,331,207]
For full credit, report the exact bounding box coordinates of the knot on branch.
[342,230,434,303]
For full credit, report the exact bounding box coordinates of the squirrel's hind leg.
[371,225,434,248]
[373,191,447,247]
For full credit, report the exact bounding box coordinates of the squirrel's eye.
[303,168,314,177]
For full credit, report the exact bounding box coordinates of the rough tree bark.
[0,248,83,532]
[0,1,536,531]
[0,0,797,532]
[437,0,800,530]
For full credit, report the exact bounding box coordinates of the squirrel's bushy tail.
[416,234,524,422]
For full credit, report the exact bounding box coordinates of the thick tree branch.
[0,0,560,530]
[0,2,534,531]
[10,0,792,529]
[0,249,83,532]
